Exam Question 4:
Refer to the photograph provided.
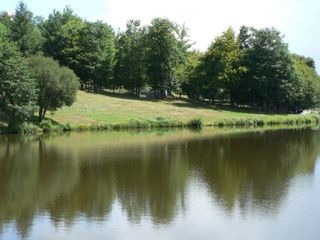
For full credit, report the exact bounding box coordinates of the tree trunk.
[42,109,47,121]
[38,107,47,122]
[39,108,43,122]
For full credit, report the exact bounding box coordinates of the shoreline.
[1,114,319,135]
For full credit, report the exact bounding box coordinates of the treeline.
[0,3,80,129]
[185,27,320,112]
[1,2,320,129]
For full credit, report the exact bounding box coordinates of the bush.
[39,120,64,133]
[187,118,203,129]
[19,122,42,135]
[63,123,72,131]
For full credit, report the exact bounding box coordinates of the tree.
[114,20,147,96]
[290,54,320,111]
[174,24,193,97]
[189,28,244,103]
[41,6,80,62]
[236,27,296,110]
[77,21,115,91]
[113,32,127,92]
[27,55,79,121]
[41,8,115,92]
[0,22,8,37]
[0,11,12,31]
[0,31,37,127]
[41,8,85,81]
[179,50,202,98]
[10,1,43,56]
[145,18,183,97]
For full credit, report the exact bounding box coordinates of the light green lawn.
[49,91,313,127]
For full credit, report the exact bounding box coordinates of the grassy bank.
[1,90,319,134]
[49,91,319,129]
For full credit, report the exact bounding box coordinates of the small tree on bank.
[28,55,79,122]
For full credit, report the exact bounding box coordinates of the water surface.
[0,128,319,240]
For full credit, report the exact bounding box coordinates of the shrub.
[187,118,203,129]
[19,122,42,135]
[39,120,64,133]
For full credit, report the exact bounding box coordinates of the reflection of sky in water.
[0,129,320,240]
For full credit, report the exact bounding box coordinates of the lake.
[0,128,319,240]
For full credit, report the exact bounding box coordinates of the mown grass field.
[48,91,318,128]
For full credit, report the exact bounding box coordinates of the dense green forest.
[1,2,320,130]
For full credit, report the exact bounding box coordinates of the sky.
[1,0,320,71]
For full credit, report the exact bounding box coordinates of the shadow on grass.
[30,115,63,127]
[170,101,287,116]
[92,90,161,103]
[86,90,291,116]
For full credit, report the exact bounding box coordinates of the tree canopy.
[185,26,320,112]
[114,20,147,96]
[9,1,43,56]
[41,8,115,91]
[0,30,37,128]
[27,55,79,121]
[146,18,188,97]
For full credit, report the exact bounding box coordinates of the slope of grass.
[1,90,318,134]
[47,91,319,129]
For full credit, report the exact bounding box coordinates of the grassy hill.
[46,91,318,128]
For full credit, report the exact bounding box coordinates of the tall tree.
[77,21,115,91]
[0,11,12,31]
[113,32,129,92]
[180,51,202,98]
[42,9,115,91]
[0,22,8,37]
[0,30,37,128]
[114,20,146,96]
[146,18,182,97]
[237,27,296,110]
[290,54,320,111]
[174,24,193,97]
[189,28,244,103]
[10,1,43,56]
[41,7,79,61]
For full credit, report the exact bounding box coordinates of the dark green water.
[0,128,320,240]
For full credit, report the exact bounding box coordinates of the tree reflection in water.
[0,128,319,238]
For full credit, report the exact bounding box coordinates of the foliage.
[0,32,37,127]
[181,51,202,98]
[27,55,79,121]
[0,11,11,33]
[9,1,43,56]
[77,21,115,91]
[237,27,296,110]
[19,122,42,134]
[212,115,318,127]
[291,54,320,110]
[41,6,81,61]
[188,28,245,103]
[113,20,147,96]
[145,18,188,97]
[187,118,203,129]
[185,26,320,112]
[0,22,8,38]
[41,8,115,91]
